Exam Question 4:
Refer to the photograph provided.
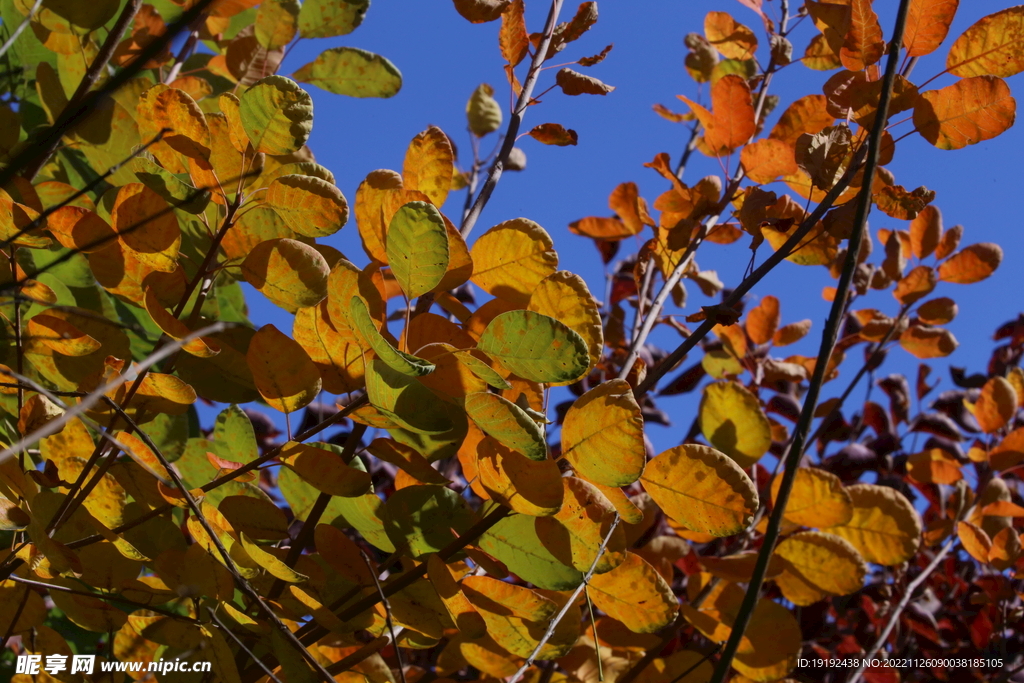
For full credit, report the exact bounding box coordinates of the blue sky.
[233,0,1024,456]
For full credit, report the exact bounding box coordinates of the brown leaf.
[555,68,615,96]
[499,0,529,67]
[453,0,512,23]
[528,123,578,146]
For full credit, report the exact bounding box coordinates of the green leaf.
[477,310,589,384]
[41,0,119,29]
[294,47,402,98]
[298,0,369,38]
[239,76,313,156]
[478,514,585,591]
[454,350,513,390]
[132,157,210,215]
[382,485,477,557]
[255,0,300,50]
[350,296,435,376]
[386,201,450,299]
[213,405,258,464]
[465,392,547,461]
[366,359,454,435]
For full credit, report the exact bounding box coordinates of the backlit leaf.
[255,0,300,49]
[427,554,487,638]
[477,310,589,384]
[589,552,678,634]
[907,448,963,484]
[704,12,757,60]
[910,204,942,258]
[957,520,991,563]
[366,439,448,485]
[535,477,626,573]
[239,76,313,155]
[770,467,853,528]
[947,6,1024,77]
[462,576,575,660]
[679,74,755,154]
[773,531,867,606]
[840,0,884,71]
[477,437,563,516]
[471,218,558,303]
[641,444,758,536]
[769,95,834,147]
[465,392,546,461]
[386,201,450,299]
[561,379,645,487]
[453,0,512,22]
[914,76,1016,150]
[111,183,181,273]
[700,381,771,468]
[478,513,584,590]
[265,175,349,238]
[528,271,603,379]
[241,238,329,312]
[467,83,503,135]
[152,88,211,161]
[298,0,368,38]
[740,138,798,184]
[822,483,921,566]
[904,0,959,57]
[527,123,578,146]
[294,47,402,98]
[246,324,322,413]
[893,265,937,305]
[403,126,454,207]
[239,532,307,582]
[973,376,1017,433]
[937,242,1002,283]
[900,324,958,358]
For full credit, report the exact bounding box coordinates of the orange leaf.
[740,138,797,184]
[957,520,991,563]
[840,0,884,71]
[773,319,812,346]
[909,204,942,258]
[111,183,181,274]
[893,265,937,305]
[403,126,454,207]
[152,88,211,161]
[899,324,958,358]
[973,376,1017,433]
[528,123,578,146]
[989,526,1022,570]
[937,242,1002,283]
[913,76,1016,150]
[679,74,755,154]
[588,551,678,634]
[934,223,962,260]
[608,182,654,235]
[947,6,1024,77]
[769,95,835,147]
[142,288,219,358]
[568,216,633,240]
[906,448,963,484]
[745,295,780,346]
[904,0,960,57]
[499,0,528,67]
[917,297,957,325]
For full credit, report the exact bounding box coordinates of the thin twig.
[674,123,702,181]
[362,551,408,683]
[207,607,285,683]
[460,0,565,239]
[0,0,43,60]
[8,575,198,622]
[708,4,912,681]
[509,514,622,683]
[847,537,957,683]
[325,635,395,676]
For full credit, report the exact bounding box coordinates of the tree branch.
[708,3,913,680]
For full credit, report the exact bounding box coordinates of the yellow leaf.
[114,430,172,483]
[698,552,785,584]
[957,520,991,563]
[704,11,757,60]
[242,238,329,312]
[470,218,558,304]
[770,467,853,528]
[588,551,678,634]
[535,477,626,573]
[465,392,546,461]
[937,242,1002,283]
[914,76,1016,150]
[152,88,211,161]
[265,175,349,238]
[246,324,322,413]
[528,271,603,381]
[143,288,220,358]
[989,526,1021,570]
[974,376,1017,433]
[463,575,575,660]
[238,532,308,582]
[561,379,645,487]
[477,436,563,516]
[27,314,101,357]
[700,381,771,468]
[947,6,1024,77]
[641,444,758,537]
[823,483,921,566]
[427,555,487,639]
[280,441,372,497]
[773,531,867,606]
[403,126,454,207]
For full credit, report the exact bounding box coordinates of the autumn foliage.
[0,0,1022,682]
